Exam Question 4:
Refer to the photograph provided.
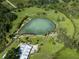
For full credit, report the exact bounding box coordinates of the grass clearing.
[56,48,79,59]
[19,36,64,59]
[10,7,75,38]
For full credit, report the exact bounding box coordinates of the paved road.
[6,0,17,8]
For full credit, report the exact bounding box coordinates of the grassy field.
[10,7,75,37]
[19,36,64,59]
[19,36,79,59]
[56,48,79,59]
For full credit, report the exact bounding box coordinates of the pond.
[19,18,55,35]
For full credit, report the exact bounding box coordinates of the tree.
[0,0,5,2]
[0,3,17,53]
[63,0,71,3]
[4,48,20,59]
[52,0,59,3]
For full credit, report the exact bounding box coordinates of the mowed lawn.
[11,7,75,38]
[29,36,64,59]
[46,10,75,38]
[10,7,46,33]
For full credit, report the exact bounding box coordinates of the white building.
[19,43,39,59]
[19,43,32,59]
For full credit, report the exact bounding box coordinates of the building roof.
[19,43,32,59]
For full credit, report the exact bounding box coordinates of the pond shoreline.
[16,18,56,36]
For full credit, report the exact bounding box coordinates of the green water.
[19,18,55,35]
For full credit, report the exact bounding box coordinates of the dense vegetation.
[0,2,17,53]
[4,48,19,59]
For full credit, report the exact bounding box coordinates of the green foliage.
[0,3,17,53]
[0,0,5,2]
[4,48,19,59]
[63,0,71,3]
